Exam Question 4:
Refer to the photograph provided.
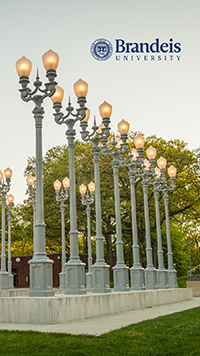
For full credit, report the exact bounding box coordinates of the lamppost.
[159,163,178,288]
[53,177,70,289]
[16,50,59,297]
[0,168,13,290]
[51,81,88,295]
[79,103,112,293]
[130,136,158,289]
[27,176,36,256]
[118,137,145,290]
[79,182,95,289]
[152,157,168,289]
[16,257,20,288]
[6,194,14,289]
[101,119,130,292]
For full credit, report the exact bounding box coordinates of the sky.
[0,0,200,204]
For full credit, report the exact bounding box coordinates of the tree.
[9,134,200,277]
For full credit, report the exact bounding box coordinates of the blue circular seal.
[90,38,113,61]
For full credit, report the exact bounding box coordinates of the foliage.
[0,307,200,355]
[7,133,200,277]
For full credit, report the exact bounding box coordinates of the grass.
[0,307,200,356]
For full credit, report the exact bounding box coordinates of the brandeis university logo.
[90,38,113,61]
[90,38,182,62]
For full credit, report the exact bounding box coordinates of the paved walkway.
[0,298,199,336]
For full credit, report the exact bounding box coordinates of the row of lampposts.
[15,51,177,296]
[0,168,14,290]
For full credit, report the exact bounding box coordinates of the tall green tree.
[9,134,200,277]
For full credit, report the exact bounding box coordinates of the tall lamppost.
[151,157,168,289]
[101,120,130,292]
[6,194,14,289]
[79,182,95,289]
[0,168,13,290]
[27,176,36,256]
[16,50,59,297]
[79,103,112,293]
[159,164,178,288]
[53,177,70,289]
[118,141,145,291]
[51,81,88,295]
[131,136,158,289]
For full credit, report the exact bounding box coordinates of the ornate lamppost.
[0,168,13,290]
[130,136,158,289]
[16,50,59,297]
[79,181,95,289]
[158,163,178,288]
[101,119,130,292]
[79,103,112,293]
[6,194,14,289]
[51,82,88,295]
[27,176,36,256]
[54,177,70,289]
[152,157,168,289]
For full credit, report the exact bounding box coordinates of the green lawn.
[0,307,200,356]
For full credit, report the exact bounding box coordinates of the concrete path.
[0,297,199,336]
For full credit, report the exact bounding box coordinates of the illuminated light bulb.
[53,179,62,191]
[157,156,167,169]
[131,148,139,161]
[42,49,59,71]
[146,146,157,160]
[79,184,87,195]
[16,56,32,77]
[51,85,64,103]
[134,134,145,149]
[99,101,112,119]
[74,79,88,98]
[168,165,177,178]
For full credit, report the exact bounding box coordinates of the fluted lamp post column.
[27,176,36,256]
[79,182,95,289]
[16,50,59,297]
[153,157,168,289]
[134,136,158,289]
[127,146,145,290]
[0,168,12,290]
[54,177,70,289]
[80,102,112,293]
[51,81,88,295]
[102,119,130,291]
[6,194,14,289]
[162,164,178,288]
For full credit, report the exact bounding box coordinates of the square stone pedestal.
[0,271,9,290]
[92,264,111,293]
[65,262,87,295]
[29,259,54,297]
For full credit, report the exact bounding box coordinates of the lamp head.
[42,49,59,71]
[88,181,95,193]
[118,119,130,135]
[53,179,62,191]
[99,101,112,119]
[157,156,167,170]
[79,184,87,195]
[134,134,145,149]
[74,79,88,98]
[16,56,32,77]
[51,85,64,103]
[26,175,35,187]
[62,177,70,189]
[146,146,157,160]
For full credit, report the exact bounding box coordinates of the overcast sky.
[0,0,199,204]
